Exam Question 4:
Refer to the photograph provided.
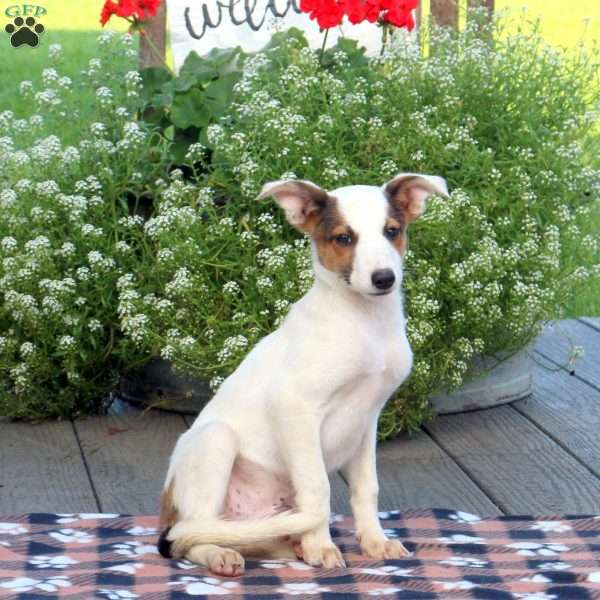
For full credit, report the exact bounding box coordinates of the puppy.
[158,173,448,576]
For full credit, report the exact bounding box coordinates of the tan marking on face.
[385,216,407,256]
[306,197,357,283]
[159,478,179,530]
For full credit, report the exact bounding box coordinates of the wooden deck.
[1,318,599,517]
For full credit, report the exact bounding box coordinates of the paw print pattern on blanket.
[0,510,597,598]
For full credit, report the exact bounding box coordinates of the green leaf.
[203,72,240,117]
[139,66,173,106]
[171,128,200,164]
[322,37,368,71]
[180,51,218,82]
[171,88,210,129]
[204,46,243,75]
[261,27,308,52]
[180,47,243,84]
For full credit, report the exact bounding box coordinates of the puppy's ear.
[257,180,329,232]
[384,173,449,223]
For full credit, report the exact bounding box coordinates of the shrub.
[1,16,598,435]
[128,16,599,437]
[0,33,169,418]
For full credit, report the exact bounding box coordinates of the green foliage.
[122,17,599,437]
[139,46,244,163]
[0,33,170,418]
[0,17,599,436]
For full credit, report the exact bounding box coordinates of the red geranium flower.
[383,0,418,29]
[301,0,345,29]
[100,0,161,26]
[344,0,367,25]
[299,0,417,30]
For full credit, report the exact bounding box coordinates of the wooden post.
[430,0,459,29]
[139,1,167,70]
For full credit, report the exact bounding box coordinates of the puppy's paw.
[360,537,411,560]
[301,541,346,568]
[207,548,245,577]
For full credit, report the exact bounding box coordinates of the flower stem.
[380,22,389,56]
[319,28,330,65]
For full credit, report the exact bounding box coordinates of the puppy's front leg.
[342,419,410,559]
[273,407,345,568]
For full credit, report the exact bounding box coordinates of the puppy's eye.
[384,226,401,240]
[334,233,353,246]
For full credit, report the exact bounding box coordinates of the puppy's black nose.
[371,269,395,290]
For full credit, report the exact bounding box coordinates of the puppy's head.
[257,174,448,298]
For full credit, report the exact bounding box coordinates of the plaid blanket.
[0,509,599,599]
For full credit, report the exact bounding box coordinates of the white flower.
[35,180,60,197]
[117,121,146,150]
[19,80,34,96]
[48,43,62,59]
[209,376,224,391]
[42,67,59,86]
[96,86,113,106]
[223,281,241,295]
[58,336,76,352]
[185,142,205,163]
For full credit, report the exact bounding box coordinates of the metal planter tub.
[119,345,534,416]
[428,345,534,415]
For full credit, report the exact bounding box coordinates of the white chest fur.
[305,289,413,472]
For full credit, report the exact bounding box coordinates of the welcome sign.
[166,0,383,71]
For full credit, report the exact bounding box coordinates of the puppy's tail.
[159,510,321,558]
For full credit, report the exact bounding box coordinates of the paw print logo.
[5,16,45,48]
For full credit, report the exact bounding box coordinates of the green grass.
[1,0,598,316]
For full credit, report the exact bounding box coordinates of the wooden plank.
[534,319,600,390]
[75,405,187,514]
[0,421,97,514]
[375,431,502,516]
[430,0,459,28]
[139,1,167,70]
[514,363,600,477]
[578,317,600,332]
[425,405,600,514]
[183,415,351,514]
[328,474,351,515]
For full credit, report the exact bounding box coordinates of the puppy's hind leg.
[159,421,245,576]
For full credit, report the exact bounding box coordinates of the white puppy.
[158,173,448,576]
